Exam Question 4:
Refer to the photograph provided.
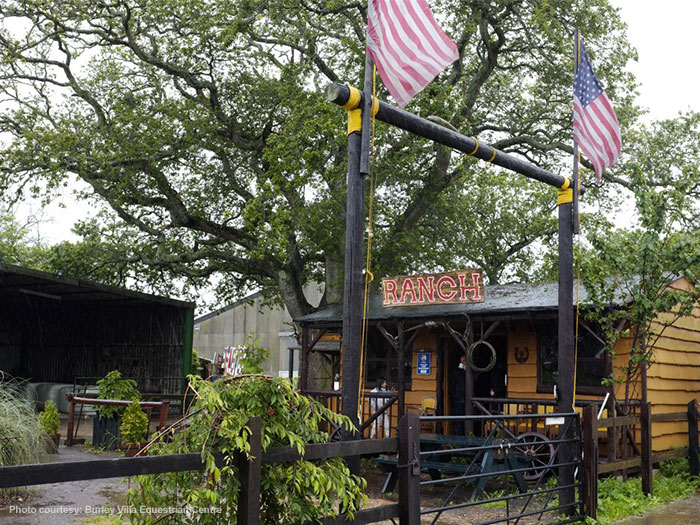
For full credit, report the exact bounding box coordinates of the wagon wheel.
[513,432,555,483]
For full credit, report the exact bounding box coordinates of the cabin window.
[537,320,608,395]
[365,329,412,389]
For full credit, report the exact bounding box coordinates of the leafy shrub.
[38,400,60,435]
[96,370,140,418]
[120,401,148,444]
[595,468,700,524]
[0,380,45,498]
[126,375,366,523]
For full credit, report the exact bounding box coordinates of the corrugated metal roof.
[295,280,626,324]
[0,263,195,309]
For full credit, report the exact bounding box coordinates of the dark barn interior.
[0,264,194,397]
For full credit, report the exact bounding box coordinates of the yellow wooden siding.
[405,332,438,413]
[647,278,700,450]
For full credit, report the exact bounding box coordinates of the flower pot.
[42,433,60,454]
[122,442,148,457]
[92,415,121,449]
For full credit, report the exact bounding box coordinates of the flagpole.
[360,55,373,175]
[573,28,580,235]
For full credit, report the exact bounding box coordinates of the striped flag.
[366,0,459,107]
[573,41,621,180]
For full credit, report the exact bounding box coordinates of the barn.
[296,274,700,451]
[0,263,195,408]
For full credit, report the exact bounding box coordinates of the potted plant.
[38,400,60,453]
[120,401,149,457]
[93,370,140,449]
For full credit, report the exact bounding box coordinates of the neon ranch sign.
[382,269,484,307]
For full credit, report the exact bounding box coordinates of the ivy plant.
[38,400,60,435]
[96,370,140,419]
[120,401,148,445]
[125,375,366,523]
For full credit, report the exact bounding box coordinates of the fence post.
[237,417,262,525]
[582,405,598,520]
[640,402,652,496]
[688,399,699,477]
[398,412,420,525]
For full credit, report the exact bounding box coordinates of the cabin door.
[473,335,508,399]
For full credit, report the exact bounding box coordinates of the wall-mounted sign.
[382,269,484,307]
[417,352,431,375]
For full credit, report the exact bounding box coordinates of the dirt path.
[0,446,129,524]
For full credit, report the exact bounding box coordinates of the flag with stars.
[573,41,621,180]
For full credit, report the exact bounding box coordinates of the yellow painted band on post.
[341,86,362,110]
[557,177,573,205]
[468,139,479,156]
[487,148,497,163]
[347,108,362,135]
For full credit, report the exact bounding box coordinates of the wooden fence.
[0,414,424,524]
[582,399,699,520]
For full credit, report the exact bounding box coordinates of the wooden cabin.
[295,276,700,451]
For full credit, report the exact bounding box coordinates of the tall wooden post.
[397,321,406,417]
[557,28,578,514]
[582,405,599,519]
[688,399,699,476]
[299,326,309,392]
[640,402,653,496]
[340,77,368,476]
[398,412,421,524]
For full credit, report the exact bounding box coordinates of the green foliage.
[581,115,700,402]
[119,401,149,445]
[38,400,60,435]
[593,469,700,524]
[0,0,639,316]
[96,371,140,419]
[238,339,271,374]
[0,380,45,498]
[125,375,366,523]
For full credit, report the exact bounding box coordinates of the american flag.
[366,0,459,107]
[573,42,621,180]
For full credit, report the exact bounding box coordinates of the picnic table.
[374,431,552,498]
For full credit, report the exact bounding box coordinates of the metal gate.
[418,411,584,524]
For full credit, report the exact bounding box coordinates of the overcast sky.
[14,1,699,245]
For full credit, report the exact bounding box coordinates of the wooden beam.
[325,84,569,189]
[262,438,398,463]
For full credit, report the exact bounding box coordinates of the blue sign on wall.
[417,352,431,375]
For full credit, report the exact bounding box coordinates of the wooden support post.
[340,113,364,475]
[640,402,653,496]
[557,183,575,513]
[436,340,444,435]
[66,398,75,447]
[398,321,406,417]
[464,318,474,436]
[582,405,598,520]
[398,413,420,525]
[158,402,169,434]
[688,399,699,477]
[237,417,262,525]
[299,326,309,391]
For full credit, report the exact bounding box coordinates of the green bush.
[96,370,140,418]
[125,375,366,523]
[594,466,700,524]
[120,401,149,444]
[38,400,60,435]
[0,380,45,498]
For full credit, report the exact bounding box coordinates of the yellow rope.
[358,65,377,423]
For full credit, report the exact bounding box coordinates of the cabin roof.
[295,279,628,324]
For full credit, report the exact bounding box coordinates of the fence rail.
[0,418,402,524]
[582,399,699,519]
